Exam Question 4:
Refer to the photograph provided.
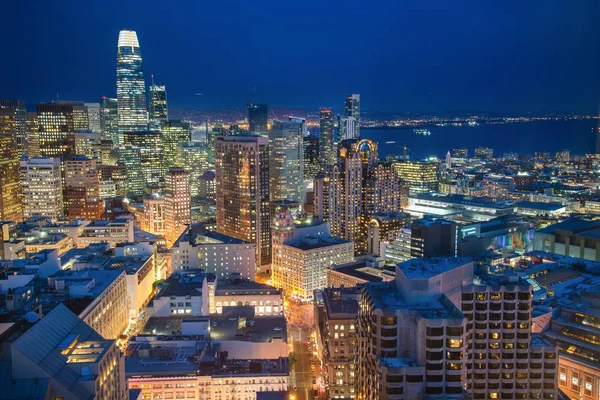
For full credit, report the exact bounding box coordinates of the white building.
[340,116,358,140]
[271,209,354,301]
[148,274,209,317]
[20,157,63,222]
[213,279,283,315]
[78,217,135,248]
[171,227,257,280]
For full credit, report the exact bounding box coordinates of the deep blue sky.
[2,0,599,113]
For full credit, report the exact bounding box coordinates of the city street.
[287,302,316,400]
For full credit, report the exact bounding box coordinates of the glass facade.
[268,118,305,204]
[319,107,335,166]
[101,97,120,145]
[149,83,168,126]
[116,30,148,133]
[0,108,23,221]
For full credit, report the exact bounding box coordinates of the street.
[287,302,316,400]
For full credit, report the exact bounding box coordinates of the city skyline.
[1,1,599,113]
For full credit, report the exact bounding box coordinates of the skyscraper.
[248,103,268,134]
[37,103,76,160]
[392,159,439,195]
[56,101,89,131]
[116,30,148,133]
[64,156,103,221]
[176,141,211,197]
[0,100,27,158]
[319,107,334,166]
[215,135,271,269]
[123,130,164,189]
[0,108,23,222]
[303,135,320,181]
[25,111,40,157]
[268,118,305,204]
[84,102,102,133]
[149,79,168,126]
[20,157,64,222]
[116,145,144,196]
[340,116,358,140]
[100,97,120,145]
[164,167,191,245]
[344,93,360,138]
[161,120,191,172]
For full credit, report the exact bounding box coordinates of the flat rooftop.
[210,315,287,343]
[514,201,565,211]
[215,279,280,294]
[288,235,351,251]
[537,218,600,235]
[411,193,515,210]
[398,257,472,279]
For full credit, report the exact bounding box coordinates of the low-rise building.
[148,274,209,317]
[78,217,135,248]
[213,279,283,315]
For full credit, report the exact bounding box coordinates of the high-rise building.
[84,102,102,133]
[25,111,40,157]
[164,167,191,245]
[116,30,148,133]
[269,118,305,204]
[176,141,211,197]
[319,107,335,166]
[303,135,320,181]
[100,97,120,145]
[149,80,168,126]
[323,138,402,253]
[366,212,409,256]
[116,145,144,196]
[356,257,558,400]
[124,130,164,188]
[0,100,27,158]
[344,93,360,138]
[313,167,333,223]
[36,103,76,161]
[161,120,191,172]
[20,157,64,222]
[55,101,90,132]
[385,218,458,263]
[74,131,102,161]
[474,147,493,160]
[271,208,354,301]
[143,197,165,236]
[215,135,271,269]
[392,159,439,195]
[451,148,468,158]
[64,156,104,221]
[248,103,268,134]
[339,116,358,141]
[0,108,23,222]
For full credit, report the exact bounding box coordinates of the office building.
[339,116,358,140]
[25,111,40,157]
[164,167,191,245]
[323,138,402,253]
[78,217,135,248]
[176,141,211,197]
[116,145,144,196]
[269,118,305,204]
[303,135,320,181]
[248,103,268,134]
[344,93,360,138]
[356,257,558,400]
[124,130,164,188]
[100,97,120,145]
[0,107,23,222]
[0,99,27,157]
[74,130,102,161]
[55,100,89,131]
[451,148,468,158]
[161,120,191,172]
[36,103,76,160]
[555,150,570,162]
[142,197,165,235]
[385,218,458,263]
[147,274,209,317]
[84,102,102,133]
[271,208,353,301]
[534,217,600,261]
[215,135,271,269]
[314,287,360,399]
[171,227,256,279]
[0,304,127,400]
[319,107,335,166]
[149,80,168,125]
[20,157,63,222]
[64,156,104,221]
[367,212,409,256]
[213,278,284,315]
[392,159,439,195]
[544,291,600,400]
[474,147,493,160]
[116,30,148,133]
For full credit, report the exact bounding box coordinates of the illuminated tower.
[149,76,168,126]
[319,107,334,166]
[248,103,268,134]
[0,100,27,158]
[215,135,271,269]
[268,118,305,204]
[161,120,191,172]
[123,130,163,190]
[116,30,148,133]
[344,93,360,138]
[0,108,23,221]
[164,167,191,245]
[36,103,76,161]
[100,97,120,145]
[20,157,64,222]
[64,156,103,221]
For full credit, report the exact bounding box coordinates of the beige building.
[271,208,354,301]
[20,157,64,222]
[164,167,191,246]
[143,197,165,236]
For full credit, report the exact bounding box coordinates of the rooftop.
[288,235,351,251]
[397,257,472,279]
[411,192,515,210]
[536,217,600,235]
[514,201,565,211]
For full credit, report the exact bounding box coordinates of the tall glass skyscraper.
[101,97,120,145]
[344,93,360,138]
[248,103,268,134]
[116,30,148,133]
[268,118,305,204]
[149,79,168,126]
[319,107,334,166]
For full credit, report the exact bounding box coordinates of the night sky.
[2,0,599,113]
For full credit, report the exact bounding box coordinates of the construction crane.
[385,141,410,159]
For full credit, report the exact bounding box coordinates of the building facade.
[20,157,64,222]
[64,156,104,221]
[117,30,148,133]
[268,118,305,204]
[0,107,23,222]
[164,167,191,245]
